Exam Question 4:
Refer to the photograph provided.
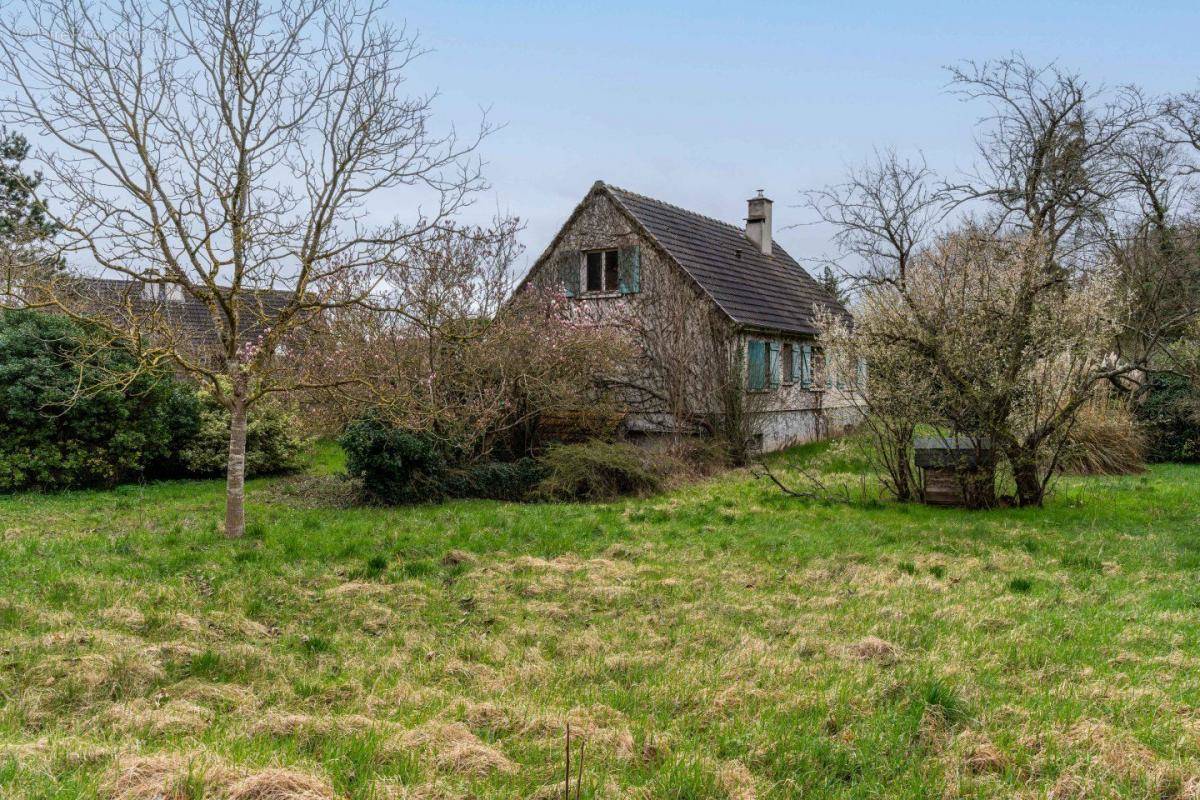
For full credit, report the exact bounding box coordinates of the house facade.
[519,181,860,452]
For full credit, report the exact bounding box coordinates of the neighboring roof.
[70,277,293,348]
[600,183,848,335]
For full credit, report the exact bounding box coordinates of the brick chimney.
[745,189,772,255]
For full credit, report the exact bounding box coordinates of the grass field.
[1,441,1199,799]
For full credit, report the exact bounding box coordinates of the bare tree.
[805,149,946,288]
[1106,122,1199,373]
[0,0,490,536]
[805,151,946,498]
[1163,84,1200,176]
[946,56,1149,256]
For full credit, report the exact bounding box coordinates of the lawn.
[1,442,1199,799]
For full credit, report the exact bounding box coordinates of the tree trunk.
[1011,456,1044,507]
[894,447,914,502]
[224,384,249,539]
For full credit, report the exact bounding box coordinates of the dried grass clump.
[1058,393,1146,475]
[398,721,516,777]
[173,679,260,713]
[102,753,335,800]
[458,700,515,735]
[225,768,336,800]
[522,705,636,761]
[99,606,147,629]
[845,636,900,665]
[247,711,384,740]
[1064,718,1159,783]
[104,698,215,736]
[954,731,1008,775]
[716,759,757,800]
[102,753,234,800]
[29,650,166,715]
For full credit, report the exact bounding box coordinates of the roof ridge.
[603,182,766,240]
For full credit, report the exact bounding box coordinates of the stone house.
[518,181,860,452]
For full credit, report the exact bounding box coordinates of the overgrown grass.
[1,440,1198,798]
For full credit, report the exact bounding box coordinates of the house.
[65,277,295,362]
[518,181,860,452]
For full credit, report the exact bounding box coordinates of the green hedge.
[0,310,184,491]
[0,309,304,492]
[340,413,662,505]
[340,415,547,504]
[1137,373,1200,463]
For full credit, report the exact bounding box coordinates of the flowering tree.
[308,222,633,460]
[0,0,490,536]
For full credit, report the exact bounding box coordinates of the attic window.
[585,249,620,292]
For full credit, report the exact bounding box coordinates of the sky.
[383,0,1200,278]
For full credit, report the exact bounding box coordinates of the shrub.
[339,414,452,504]
[340,414,547,504]
[176,388,306,478]
[0,309,187,491]
[444,458,547,502]
[1136,373,1200,463]
[534,440,663,502]
[1058,393,1146,475]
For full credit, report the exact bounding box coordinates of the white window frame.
[582,248,620,294]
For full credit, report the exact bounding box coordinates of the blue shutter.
[826,353,835,389]
[768,341,781,388]
[746,339,766,391]
[559,251,580,297]
[800,344,813,388]
[857,358,867,389]
[618,246,641,294]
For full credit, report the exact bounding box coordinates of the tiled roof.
[72,277,293,350]
[604,183,848,335]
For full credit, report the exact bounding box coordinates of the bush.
[534,440,664,502]
[339,414,452,504]
[340,414,547,504]
[444,458,547,501]
[177,388,306,478]
[1136,373,1200,463]
[1059,394,1146,475]
[0,309,189,491]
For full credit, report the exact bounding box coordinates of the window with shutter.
[746,339,766,391]
[582,249,621,293]
[781,342,794,383]
[618,246,641,294]
[800,344,813,388]
[857,358,867,389]
[559,251,580,297]
[768,341,781,388]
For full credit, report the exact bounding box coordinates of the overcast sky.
[385,0,1200,278]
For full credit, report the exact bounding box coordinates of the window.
[782,343,795,384]
[585,249,620,293]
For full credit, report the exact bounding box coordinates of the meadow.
[1,441,1198,799]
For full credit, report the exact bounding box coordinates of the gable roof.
[600,183,847,335]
